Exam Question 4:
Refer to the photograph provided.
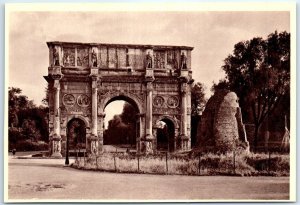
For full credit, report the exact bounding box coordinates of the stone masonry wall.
[197,90,249,152]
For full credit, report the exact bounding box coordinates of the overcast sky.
[8,10,290,126]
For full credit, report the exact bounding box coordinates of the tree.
[8,87,49,149]
[217,31,290,151]
[8,87,30,127]
[21,119,41,142]
[191,82,206,116]
[190,82,206,147]
[104,102,138,146]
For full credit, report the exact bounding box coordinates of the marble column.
[91,79,98,136]
[91,76,98,155]
[180,81,189,151]
[98,113,105,153]
[146,82,153,137]
[136,113,145,154]
[52,77,62,157]
[145,82,154,154]
[186,85,192,150]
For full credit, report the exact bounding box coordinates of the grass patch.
[71,151,289,177]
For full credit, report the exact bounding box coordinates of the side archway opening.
[66,118,86,152]
[156,118,175,152]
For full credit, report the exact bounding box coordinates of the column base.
[51,135,62,158]
[145,141,154,154]
[141,135,154,154]
[180,134,190,151]
[90,139,99,155]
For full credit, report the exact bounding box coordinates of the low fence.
[72,150,289,176]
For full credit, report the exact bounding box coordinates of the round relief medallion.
[62,94,75,107]
[153,96,165,107]
[167,96,179,108]
[77,94,90,107]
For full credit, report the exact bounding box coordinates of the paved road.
[7,157,289,202]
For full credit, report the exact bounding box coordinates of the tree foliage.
[8,87,49,150]
[104,102,138,146]
[215,31,290,150]
[190,82,207,147]
[191,82,206,116]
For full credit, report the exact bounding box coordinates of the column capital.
[54,81,60,89]
[92,87,98,94]
[146,82,153,91]
[98,112,106,118]
[181,82,188,94]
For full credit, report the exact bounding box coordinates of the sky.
[8,9,290,125]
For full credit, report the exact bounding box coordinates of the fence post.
[83,151,86,166]
[268,151,271,175]
[114,154,117,172]
[165,152,168,175]
[76,148,78,162]
[198,153,201,175]
[233,150,236,175]
[96,155,98,169]
[137,154,140,173]
[79,148,81,166]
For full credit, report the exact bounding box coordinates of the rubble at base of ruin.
[196,89,249,153]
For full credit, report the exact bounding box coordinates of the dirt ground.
[6,156,290,202]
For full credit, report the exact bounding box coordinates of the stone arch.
[154,115,177,152]
[63,115,90,129]
[155,115,179,129]
[99,91,143,114]
[99,91,144,150]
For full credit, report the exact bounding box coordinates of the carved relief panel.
[152,95,180,115]
[99,46,108,68]
[63,47,75,66]
[166,50,178,69]
[61,93,91,115]
[60,82,91,116]
[108,48,117,68]
[118,48,127,68]
[134,49,144,69]
[154,51,165,69]
[77,48,89,67]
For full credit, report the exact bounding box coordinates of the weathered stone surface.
[196,90,249,152]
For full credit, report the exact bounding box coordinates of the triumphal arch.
[45,41,193,157]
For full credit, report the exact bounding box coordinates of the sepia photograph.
[4,2,296,202]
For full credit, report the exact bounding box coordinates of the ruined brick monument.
[196,90,249,152]
[44,42,193,157]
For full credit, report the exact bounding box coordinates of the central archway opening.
[103,96,139,153]
[67,118,86,153]
[156,118,175,152]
